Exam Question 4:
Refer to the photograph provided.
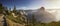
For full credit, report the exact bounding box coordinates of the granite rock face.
[27,7,56,23]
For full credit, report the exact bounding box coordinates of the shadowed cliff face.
[27,7,56,23]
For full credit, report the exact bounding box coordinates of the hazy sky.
[0,0,60,10]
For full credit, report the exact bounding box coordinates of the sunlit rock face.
[27,7,56,23]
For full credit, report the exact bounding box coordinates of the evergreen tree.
[4,7,9,15]
[0,3,4,13]
[0,3,8,14]
[13,5,16,13]
[32,14,36,26]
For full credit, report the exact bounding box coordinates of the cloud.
[17,0,60,10]
[27,0,60,9]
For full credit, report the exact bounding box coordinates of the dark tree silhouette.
[13,5,16,13]
[32,14,36,26]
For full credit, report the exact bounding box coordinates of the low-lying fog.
[27,7,60,23]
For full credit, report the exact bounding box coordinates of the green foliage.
[13,5,16,13]
[26,14,37,26]
[32,14,36,26]
[0,3,9,15]
[0,3,5,13]
[35,21,60,26]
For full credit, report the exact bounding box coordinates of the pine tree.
[13,5,16,13]
[32,14,36,26]
[4,7,8,15]
[0,3,6,14]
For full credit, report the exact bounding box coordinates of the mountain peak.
[40,7,45,10]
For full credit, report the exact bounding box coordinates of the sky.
[0,0,60,10]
